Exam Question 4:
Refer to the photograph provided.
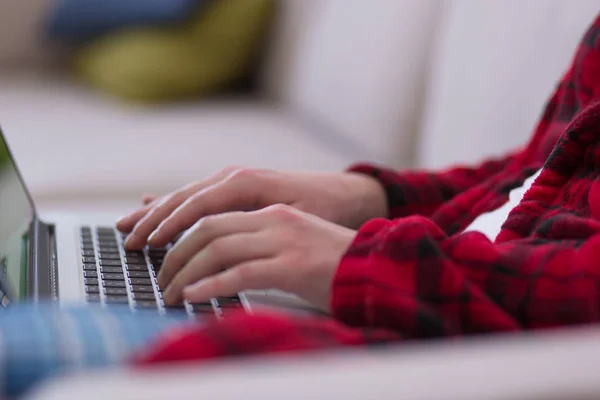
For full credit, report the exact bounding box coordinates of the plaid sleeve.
[347,153,518,220]
[134,311,401,366]
[346,13,600,222]
[136,13,600,368]
[333,101,600,335]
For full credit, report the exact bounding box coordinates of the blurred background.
[0,0,597,215]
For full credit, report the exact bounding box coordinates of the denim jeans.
[0,304,191,399]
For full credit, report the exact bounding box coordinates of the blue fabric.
[0,304,191,399]
[46,0,206,43]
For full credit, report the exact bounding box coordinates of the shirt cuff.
[330,218,391,327]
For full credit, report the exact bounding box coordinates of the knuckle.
[235,263,256,283]
[228,167,255,180]
[265,203,301,222]
[205,276,224,294]
[163,248,182,268]
[181,180,202,192]
[205,237,229,259]
[195,215,217,232]
[220,165,243,176]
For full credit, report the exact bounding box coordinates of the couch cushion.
[46,0,205,43]
[418,0,600,169]
[260,0,442,168]
[0,74,350,207]
[74,0,275,102]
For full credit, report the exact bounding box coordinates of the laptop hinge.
[29,217,57,301]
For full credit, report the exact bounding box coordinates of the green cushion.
[74,0,275,102]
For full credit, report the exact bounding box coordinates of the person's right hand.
[116,167,388,250]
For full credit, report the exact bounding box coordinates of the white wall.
[418,0,599,169]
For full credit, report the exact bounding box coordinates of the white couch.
[0,0,597,215]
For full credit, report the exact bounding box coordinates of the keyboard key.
[85,285,100,293]
[81,226,92,234]
[104,295,128,304]
[101,273,125,281]
[125,250,144,257]
[82,263,97,271]
[125,256,146,264]
[81,243,95,251]
[190,302,214,315]
[81,250,96,257]
[163,303,186,310]
[135,301,158,309]
[131,285,154,293]
[163,304,187,315]
[99,260,122,267]
[96,234,116,240]
[129,278,153,286]
[98,253,121,260]
[103,280,126,288]
[86,293,101,302]
[125,264,148,271]
[215,296,242,308]
[83,270,98,278]
[82,256,96,264]
[104,287,128,296]
[132,292,156,301]
[128,271,151,278]
[84,278,99,285]
[100,266,123,274]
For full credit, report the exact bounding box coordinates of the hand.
[158,204,356,313]
[117,167,386,250]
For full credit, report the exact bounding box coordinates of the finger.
[116,203,155,233]
[162,232,277,304]
[125,169,237,250]
[147,171,270,247]
[142,194,157,205]
[183,259,280,303]
[157,211,269,289]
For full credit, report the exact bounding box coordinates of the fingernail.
[162,287,173,304]
[182,285,193,299]
[148,231,158,243]
[156,273,165,289]
[124,234,138,249]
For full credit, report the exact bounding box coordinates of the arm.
[332,214,600,336]
[348,153,518,220]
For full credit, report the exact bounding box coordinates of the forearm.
[331,216,600,335]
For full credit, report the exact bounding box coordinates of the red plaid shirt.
[136,14,600,364]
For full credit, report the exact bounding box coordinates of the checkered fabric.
[5,12,600,400]
[134,14,600,365]
[0,305,189,399]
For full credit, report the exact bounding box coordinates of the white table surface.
[25,325,600,400]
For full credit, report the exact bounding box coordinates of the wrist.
[343,172,388,228]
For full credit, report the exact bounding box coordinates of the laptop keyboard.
[79,226,246,318]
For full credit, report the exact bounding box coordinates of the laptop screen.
[0,127,35,304]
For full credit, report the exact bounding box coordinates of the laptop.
[0,125,323,319]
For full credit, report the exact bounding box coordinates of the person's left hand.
[158,204,356,313]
